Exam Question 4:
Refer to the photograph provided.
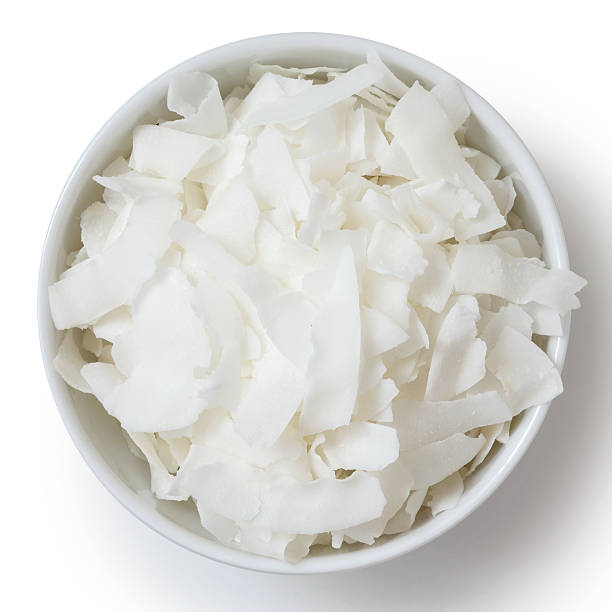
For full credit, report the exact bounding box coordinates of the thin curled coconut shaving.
[49,55,585,562]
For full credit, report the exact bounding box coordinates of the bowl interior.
[38,33,569,573]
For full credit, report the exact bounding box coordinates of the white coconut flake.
[462,147,501,181]
[303,228,367,302]
[466,423,504,475]
[387,81,504,239]
[362,307,410,358]
[431,80,470,132]
[425,295,487,401]
[486,176,516,216]
[486,326,563,414]
[338,459,413,544]
[401,433,485,489]
[104,267,211,432]
[426,471,464,516]
[80,362,124,404]
[94,171,183,199]
[452,244,586,312]
[366,50,408,99]
[80,201,120,258]
[478,303,533,347]
[166,72,227,137]
[191,134,248,186]
[244,63,383,127]
[358,356,387,395]
[356,378,399,422]
[49,196,181,329]
[196,181,259,263]
[384,488,427,534]
[321,422,399,471]
[298,191,330,247]
[252,471,386,534]
[367,220,427,283]
[394,391,511,451]
[247,63,344,84]
[522,302,564,336]
[130,125,224,181]
[232,347,303,447]
[300,247,361,436]
[408,242,452,312]
[54,329,92,393]
[257,291,316,371]
[92,307,132,343]
[81,328,103,357]
[128,432,187,501]
[247,125,311,221]
[180,458,263,523]
[380,138,417,179]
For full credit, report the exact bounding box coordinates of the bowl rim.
[38,31,570,574]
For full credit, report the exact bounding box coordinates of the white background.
[3,1,611,610]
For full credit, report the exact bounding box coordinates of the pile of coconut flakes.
[49,53,586,561]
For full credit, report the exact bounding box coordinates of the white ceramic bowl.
[38,32,571,574]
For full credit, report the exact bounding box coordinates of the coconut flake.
[387,81,503,238]
[166,72,227,137]
[247,125,311,221]
[191,134,248,186]
[401,433,485,489]
[478,303,533,347]
[180,457,263,522]
[196,181,259,263]
[247,63,344,84]
[358,356,387,395]
[81,328,103,357]
[128,432,187,501]
[321,422,399,471]
[366,50,408,98]
[298,192,330,247]
[92,306,132,343]
[394,391,511,451]
[384,488,428,534]
[490,228,541,259]
[452,243,586,312]
[244,63,383,127]
[486,326,563,414]
[362,307,410,358]
[431,80,470,131]
[80,362,124,404]
[367,220,427,282]
[462,147,501,181]
[257,291,316,371]
[425,295,487,401]
[300,247,361,436]
[338,459,413,544]
[466,423,504,474]
[232,347,303,447]
[426,471,464,516]
[408,242,452,313]
[380,138,417,179]
[104,267,211,432]
[486,176,516,216]
[49,196,181,329]
[80,201,120,257]
[130,125,224,181]
[522,302,564,336]
[303,228,367,302]
[54,329,92,393]
[356,378,400,422]
[252,471,386,534]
